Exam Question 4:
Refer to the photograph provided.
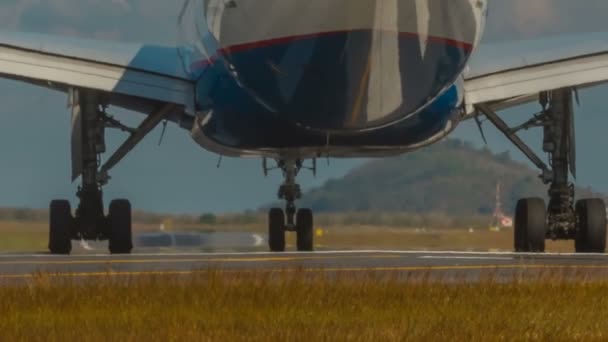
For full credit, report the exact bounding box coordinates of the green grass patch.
[0,232,47,251]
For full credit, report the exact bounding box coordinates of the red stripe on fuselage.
[190,30,473,71]
[399,32,474,52]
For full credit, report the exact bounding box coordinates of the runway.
[0,250,607,281]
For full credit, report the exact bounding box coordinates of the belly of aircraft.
[198,0,484,132]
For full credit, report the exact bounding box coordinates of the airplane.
[0,0,607,255]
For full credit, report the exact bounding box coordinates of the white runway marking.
[419,256,513,261]
[252,234,264,247]
[78,239,94,251]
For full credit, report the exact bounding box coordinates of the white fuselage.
[181,0,488,156]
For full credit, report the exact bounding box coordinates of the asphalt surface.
[0,250,607,282]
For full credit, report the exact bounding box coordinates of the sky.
[0,0,607,214]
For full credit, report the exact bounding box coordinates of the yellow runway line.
[0,254,401,266]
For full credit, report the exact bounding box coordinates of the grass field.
[304,226,578,253]
[1,270,607,341]
[0,221,48,251]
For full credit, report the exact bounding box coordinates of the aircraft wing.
[0,30,199,181]
[464,32,608,114]
[0,30,195,110]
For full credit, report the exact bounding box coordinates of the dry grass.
[1,270,608,341]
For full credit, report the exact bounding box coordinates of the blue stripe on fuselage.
[193,32,467,151]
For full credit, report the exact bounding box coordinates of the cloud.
[510,0,559,36]
[485,0,608,41]
[111,0,131,11]
[0,0,178,43]
[2,0,608,45]
[0,0,38,28]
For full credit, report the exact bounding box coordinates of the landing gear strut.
[477,88,607,253]
[265,158,315,252]
[48,89,175,255]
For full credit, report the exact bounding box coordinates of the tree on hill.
[298,139,603,216]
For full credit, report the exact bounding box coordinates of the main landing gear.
[265,159,315,252]
[477,88,607,253]
[49,89,175,255]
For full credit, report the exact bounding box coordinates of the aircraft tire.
[575,199,607,253]
[49,200,73,255]
[108,199,133,254]
[296,208,314,252]
[269,208,286,252]
[514,198,546,253]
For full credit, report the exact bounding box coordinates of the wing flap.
[465,52,608,108]
[464,32,608,112]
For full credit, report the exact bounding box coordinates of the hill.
[300,140,601,216]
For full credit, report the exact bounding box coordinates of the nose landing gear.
[265,158,315,252]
